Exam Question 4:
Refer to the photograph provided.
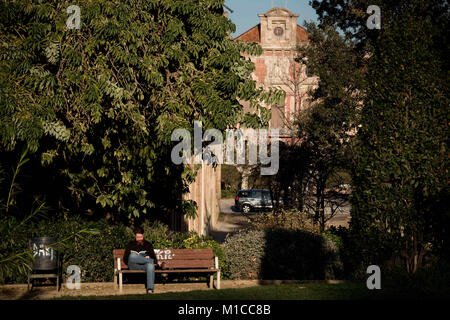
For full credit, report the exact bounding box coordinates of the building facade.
[234,7,318,137]
[174,8,317,236]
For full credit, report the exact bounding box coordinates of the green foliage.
[351,7,449,272]
[221,189,236,199]
[248,209,320,234]
[321,230,344,251]
[268,142,310,211]
[2,215,232,284]
[3,148,29,214]
[221,164,241,195]
[0,0,284,220]
[0,209,40,284]
[141,220,177,249]
[0,147,49,283]
[294,22,361,231]
[0,213,103,284]
[222,230,265,280]
[311,0,448,51]
[3,217,134,283]
[222,229,342,280]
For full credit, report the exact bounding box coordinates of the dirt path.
[0,280,262,300]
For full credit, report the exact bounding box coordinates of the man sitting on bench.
[124,226,162,293]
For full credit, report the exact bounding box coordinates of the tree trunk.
[241,172,249,190]
[236,165,256,190]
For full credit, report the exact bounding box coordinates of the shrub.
[321,230,344,251]
[248,209,319,234]
[222,229,342,280]
[34,216,134,283]
[0,213,43,284]
[180,235,230,280]
[1,215,133,284]
[325,225,369,280]
[3,215,228,284]
[222,231,266,280]
[141,220,176,249]
[221,165,241,194]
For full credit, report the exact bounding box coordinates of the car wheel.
[242,204,251,214]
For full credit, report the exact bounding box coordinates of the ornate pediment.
[262,7,298,17]
[258,7,299,48]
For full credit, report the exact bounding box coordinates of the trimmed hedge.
[222,229,343,280]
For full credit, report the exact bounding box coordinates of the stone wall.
[183,162,221,236]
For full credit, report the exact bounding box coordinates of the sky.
[224,0,319,38]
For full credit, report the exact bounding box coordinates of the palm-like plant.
[0,148,99,283]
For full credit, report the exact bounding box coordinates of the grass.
[221,189,237,199]
[55,281,449,300]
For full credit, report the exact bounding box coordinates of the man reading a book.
[124,226,162,293]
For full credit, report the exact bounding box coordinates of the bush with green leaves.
[0,0,285,222]
[351,7,449,273]
[248,209,319,234]
[3,216,230,283]
[52,219,133,283]
[222,229,342,280]
[221,165,241,196]
[1,215,133,284]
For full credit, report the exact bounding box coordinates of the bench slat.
[115,261,215,270]
[114,254,214,262]
[163,260,214,269]
[156,269,218,273]
[114,250,213,259]
[114,249,213,255]
[117,269,218,274]
[159,254,214,260]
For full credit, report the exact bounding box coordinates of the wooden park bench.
[113,248,221,291]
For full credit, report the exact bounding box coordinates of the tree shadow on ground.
[17,280,60,300]
[258,229,342,281]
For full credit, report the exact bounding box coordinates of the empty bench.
[113,248,221,291]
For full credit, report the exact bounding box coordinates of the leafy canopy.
[0,0,285,219]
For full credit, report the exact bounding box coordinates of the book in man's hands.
[131,250,148,257]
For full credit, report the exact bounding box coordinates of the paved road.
[210,199,250,243]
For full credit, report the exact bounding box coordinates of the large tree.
[349,4,449,271]
[0,0,284,222]
[310,0,449,270]
[295,23,362,232]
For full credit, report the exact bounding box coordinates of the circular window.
[274,27,284,37]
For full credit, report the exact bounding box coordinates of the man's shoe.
[146,289,154,294]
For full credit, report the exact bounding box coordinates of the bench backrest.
[113,248,215,270]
